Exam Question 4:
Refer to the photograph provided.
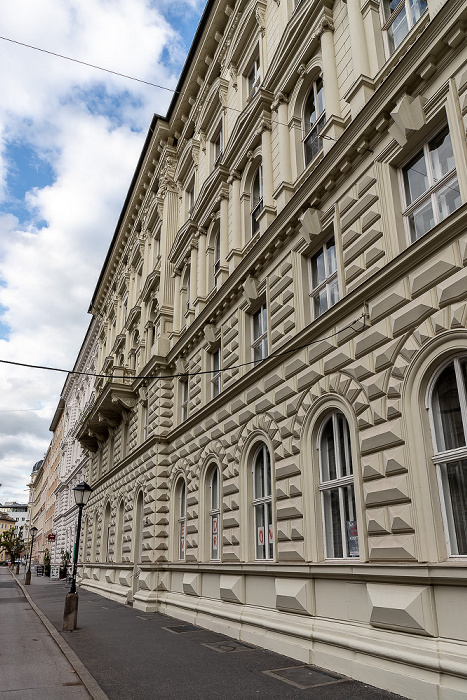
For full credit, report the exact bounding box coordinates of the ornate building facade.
[63,0,467,696]
[52,318,99,562]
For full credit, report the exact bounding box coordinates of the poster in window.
[180,522,185,553]
[257,526,265,545]
[346,520,359,557]
[212,515,218,534]
[268,524,273,543]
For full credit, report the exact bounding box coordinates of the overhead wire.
[0,34,336,140]
[0,312,366,382]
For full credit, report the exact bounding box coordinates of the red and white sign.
[257,526,265,545]
[212,516,218,534]
[268,525,273,543]
[212,533,218,549]
[47,534,56,541]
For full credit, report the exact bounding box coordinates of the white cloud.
[0,0,200,503]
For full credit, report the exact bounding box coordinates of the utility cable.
[0,312,366,382]
[0,35,337,140]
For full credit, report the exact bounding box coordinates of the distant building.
[41,0,467,697]
[0,512,16,563]
[0,502,28,536]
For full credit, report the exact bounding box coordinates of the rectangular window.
[213,127,223,167]
[211,348,222,399]
[187,181,195,216]
[252,304,268,364]
[181,380,189,422]
[247,55,261,98]
[309,238,339,319]
[401,127,461,243]
[382,0,428,53]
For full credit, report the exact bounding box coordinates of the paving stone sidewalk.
[15,569,409,700]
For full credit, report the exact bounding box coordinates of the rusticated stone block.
[275,577,314,615]
[220,574,245,604]
[368,534,416,561]
[438,267,467,307]
[364,475,410,506]
[360,421,404,455]
[183,572,201,596]
[367,583,435,635]
[392,293,437,337]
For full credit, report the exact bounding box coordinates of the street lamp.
[63,482,92,631]
[25,526,38,586]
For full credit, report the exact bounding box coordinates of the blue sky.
[0,0,204,503]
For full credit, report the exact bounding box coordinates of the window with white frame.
[252,304,268,364]
[247,54,261,98]
[209,466,221,560]
[251,165,263,236]
[309,237,339,319]
[213,126,223,167]
[181,378,189,422]
[319,412,359,559]
[401,127,461,243]
[211,348,222,399]
[303,77,325,166]
[428,358,467,556]
[177,480,186,560]
[252,445,273,560]
[381,0,428,54]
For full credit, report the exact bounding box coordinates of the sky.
[0,0,204,504]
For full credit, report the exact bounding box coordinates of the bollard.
[63,592,79,631]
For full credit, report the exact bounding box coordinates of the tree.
[0,527,25,575]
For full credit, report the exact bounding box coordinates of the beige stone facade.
[53,0,467,697]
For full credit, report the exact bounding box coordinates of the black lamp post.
[63,482,92,631]
[25,526,38,586]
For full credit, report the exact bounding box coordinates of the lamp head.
[73,482,92,506]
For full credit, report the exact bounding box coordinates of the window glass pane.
[388,5,409,50]
[323,487,343,558]
[180,482,186,516]
[179,520,185,559]
[211,514,219,559]
[211,468,219,510]
[430,129,455,182]
[440,460,467,555]
[255,504,266,559]
[433,363,465,451]
[304,89,317,131]
[337,413,353,477]
[321,417,337,481]
[253,310,261,340]
[262,305,268,332]
[264,447,271,496]
[404,150,428,205]
[311,250,326,288]
[344,485,359,557]
[314,287,328,317]
[437,178,462,223]
[316,77,325,116]
[409,0,428,23]
[254,450,264,498]
[329,278,340,308]
[326,239,337,275]
[267,502,273,559]
[252,169,261,206]
[408,197,435,241]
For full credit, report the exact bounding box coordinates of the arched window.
[177,480,186,560]
[115,500,124,563]
[429,358,467,555]
[252,445,273,560]
[209,467,221,560]
[251,165,263,236]
[318,412,359,558]
[303,77,325,166]
[103,503,111,562]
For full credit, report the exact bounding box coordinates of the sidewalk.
[8,567,409,700]
[0,566,98,699]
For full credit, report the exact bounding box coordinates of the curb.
[10,571,110,700]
